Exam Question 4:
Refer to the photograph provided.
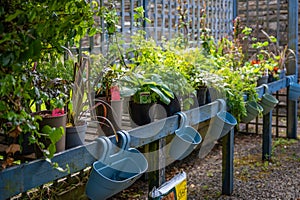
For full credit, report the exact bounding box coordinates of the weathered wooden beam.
[222,128,234,195]
[262,111,273,160]
[0,142,99,199]
[287,0,299,139]
[0,101,220,199]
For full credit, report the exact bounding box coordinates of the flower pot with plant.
[30,66,72,157]
[119,72,174,126]
[90,54,125,136]
[65,58,89,149]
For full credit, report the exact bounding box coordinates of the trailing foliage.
[0,0,100,168]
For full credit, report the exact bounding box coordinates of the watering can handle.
[216,99,226,112]
[175,112,187,131]
[95,136,113,161]
[262,84,269,94]
[118,130,131,150]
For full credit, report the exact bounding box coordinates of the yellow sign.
[175,179,187,200]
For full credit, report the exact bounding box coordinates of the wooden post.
[222,129,234,195]
[148,138,166,199]
[287,0,299,139]
[233,0,238,19]
[262,111,272,160]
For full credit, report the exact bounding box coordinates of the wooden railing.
[1,75,298,200]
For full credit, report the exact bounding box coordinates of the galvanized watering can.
[85,131,148,200]
[169,112,202,160]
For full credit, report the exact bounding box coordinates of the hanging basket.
[85,131,148,200]
[169,112,202,161]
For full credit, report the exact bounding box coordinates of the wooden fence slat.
[287,0,298,139]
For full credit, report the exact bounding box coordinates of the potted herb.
[119,72,174,126]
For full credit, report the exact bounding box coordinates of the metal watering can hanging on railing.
[168,112,202,161]
[85,131,148,200]
[199,99,237,159]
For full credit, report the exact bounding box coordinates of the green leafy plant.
[119,72,174,105]
[128,31,196,109]
[0,0,100,168]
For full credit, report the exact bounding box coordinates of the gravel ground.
[110,132,300,200]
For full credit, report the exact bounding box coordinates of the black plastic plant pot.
[196,87,208,106]
[129,101,155,126]
[157,96,181,118]
[257,75,268,86]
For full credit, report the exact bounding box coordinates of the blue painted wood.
[1,76,297,199]
[168,0,172,41]
[0,101,220,199]
[287,0,299,139]
[232,0,237,18]
[196,0,201,46]
[121,0,125,33]
[0,143,99,199]
[143,0,149,30]
[130,0,134,36]
[153,0,158,41]
[161,0,165,39]
[100,0,105,53]
[222,128,234,195]
[262,111,272,161]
